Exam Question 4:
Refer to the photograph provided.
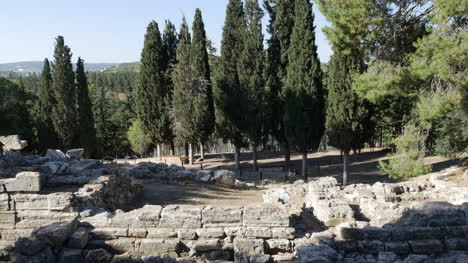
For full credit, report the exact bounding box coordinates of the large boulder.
[0,135,28,151]
[195,170,213,182]
[45,149,67,161]
[213,170,235,186]
[33,219,79,247]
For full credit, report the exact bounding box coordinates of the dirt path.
[136,180,264,206]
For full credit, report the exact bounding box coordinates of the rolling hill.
[0,61,121,75]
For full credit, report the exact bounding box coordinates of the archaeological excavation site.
[0,142,468,263]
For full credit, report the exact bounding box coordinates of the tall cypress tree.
[37,58,58,151]
[238,0,266,171]
[172,18,211,165]
[192,8,215,158]
[76,57,97,158]
[136,21,173,158]
[283,0,325,181]
[264,0,296,169]
[214,0,246,169]
[51,36,78,149]
[326,53,370,185]
[162,20,178,154]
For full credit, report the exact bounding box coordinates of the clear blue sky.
[1,0,332,64]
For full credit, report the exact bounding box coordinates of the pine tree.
[192,8,215,158]
[213,0,246,169]
[136,21,173,158]
[76,57,97,158]
[283,0,325,181]
[37,58,58,151]
[238,0,266,170]
[264,0,296,169]
[51,36,78,149]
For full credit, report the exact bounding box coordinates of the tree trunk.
[302,152,308,182]
[170,141,175,156]
[200,142,205,159]
[184,143,189,156]
[234,145,241,170]
[156,144,161,160]
[283,143,290,171]
[189,143,194,165]
[252,145,258,171]
[343,150,350,186]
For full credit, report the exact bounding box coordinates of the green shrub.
[127,119,151,157]
[379,124,432,179]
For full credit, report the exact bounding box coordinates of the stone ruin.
[1,150,468,263]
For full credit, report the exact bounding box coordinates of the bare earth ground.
[128,148,463,206]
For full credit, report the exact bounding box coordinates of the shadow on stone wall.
[4,201,468,263]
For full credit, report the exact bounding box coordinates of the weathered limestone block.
[196,228,225,238]
[213,170,235,186]
[14,237,47,256]
[111,205,162,228]
[0,172,43,192]
[391,227,444,241]
[58,248,84,263]
[81,211,112,228]
[12,193,49,210]
[128,228,148,238]
[335,240,359,253]
[138,239,180,256]
[398,202,465,227]
[224,227,246,238]
[0,211,15,229]
[0,229,34,241]
[358,240,384,255]
[248,254,272,263]
[91,228,128,239]
[445,225,468,237]
[362,227,392,241]
[408,239,444,254]
[243,204,289,227]
[384,241,411,256]
[202,206,242,227]
[0,135,28,151]
[337,227,364,240]
[33,219,78,247]
[15,210,79,229]
[67,227,89,249]
[190,239,221,253]
[10,247,55,263]
[97,238,138,254]
[177,229,197,240]
[272,253,296,262]
[233,238,264,255]
[45,149,66,161]
[445,238,468,251]
[0,194,10,211]
[245,227,272,238]
[66,149,84,160]
[159,205,202,228]
[295,244,338,262]
[147,228,177,238]
[48,192,74,211]
[271,227,295,239]
[84,249,113,263]
[265,239,292,253]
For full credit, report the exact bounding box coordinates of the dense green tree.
[136,21,173,158]
[37,58,58,151]
[192,8,215,158]
[172,18,211,164]
[213,0,247,169]
[238,0,266,170]
[282,0,325,180]
[264,0,296,169]
[326,53,370,185]
[163,20,178,71]
[128,119,151,157]
[51,36,78,149]
[76,58,98,158]
[0,77,35,142]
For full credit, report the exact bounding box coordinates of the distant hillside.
[102,62,140,73]
[0,61,120,75]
